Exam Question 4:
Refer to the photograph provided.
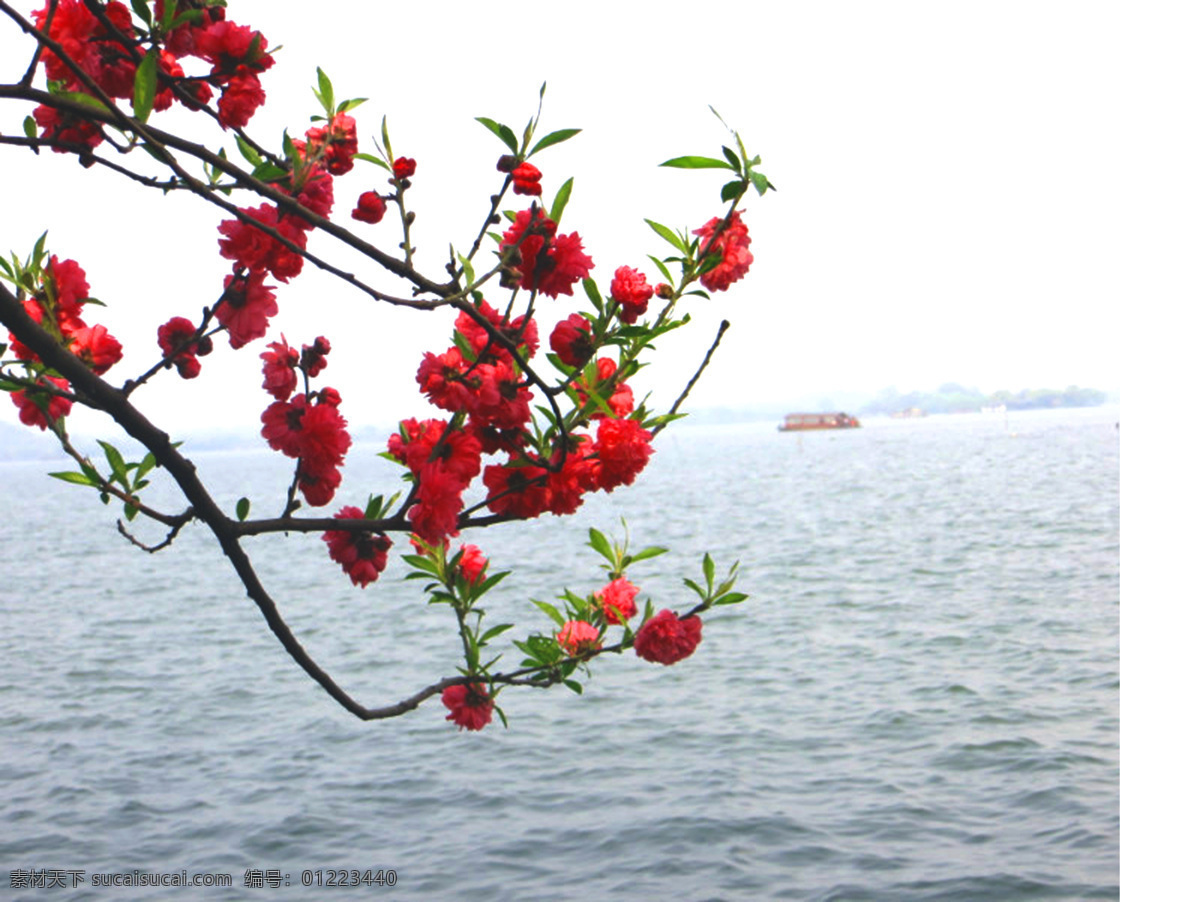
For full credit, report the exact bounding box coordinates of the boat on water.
[778,412,861,431]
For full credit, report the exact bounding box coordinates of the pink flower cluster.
[394,275,657,545]
[7,255,123,429]
[694,210,754,293]
[322,506,393,588]
[441,682,493,731]
[498,209,593,299]
[259,336,350,508]
[31,0,276,149]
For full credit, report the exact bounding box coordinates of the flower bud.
[496,154,518,173]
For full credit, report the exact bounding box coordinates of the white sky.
[3,0,1185,436]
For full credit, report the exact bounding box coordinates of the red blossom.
[466,361,532,431]
[483,459,552,520]
[549,313,594,368]
[260,336,299,400]
[545,435,599,516]
[416,347,477,414]
[300,336,331,378]
[6,298,46,364]
[195,20,274,79]
[557,620,600,656]
[572,357,633,420]
[32,104,103,153]
[498,209,593,298]
[693,209,753,292]
[634,610,702,665]
[296,458,342,507]
[11,375,72,430]
[260,392,350,468]
[217,268,278,348]
[217,204,306,282]
[151,51,186,112]
[351,191,386,224]
[594,576,639,625]
[392,157,416,180]
[511,161,542,196]
[537,230,593,299]
[47,256,90,318]
[305,113,357,175]
[323,506,393,588]
[33,0,101,84]
[157,316,212,379]
[611,265,654,324]
[592,416,654,491]
[441,683,493,731]
[388,419,482,487]
[458,544,488,585]
[454,301,539,363]
[296,398,351,468]
[289,166,335,226]
[65,323,122,374]
[407,463,466,545]
[216,72,265,129]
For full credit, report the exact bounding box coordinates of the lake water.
[1,406,1120,900]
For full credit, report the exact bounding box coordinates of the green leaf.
[130,0,151,26]
[720,180,744,203]
[23,115,36,140]
[714,592,749,606]
[32,231,48,266]
[401,554,441,576]
[629,546,669,564]
[703,553,715,590]
[750,170,775,195]
[475,117,518,154]
[530,128,582,156]
[528,635,562,664]
[97,440,128,487]
[58,91,109,114]
[123,501,138,521]
[235,133,263,168]
[645,219,687,254]
[682,577,706,599]
[169,8,205,26]
[532,600,565,627]
[660,155,732,170]
[721,145,742,172]
[563,679,584,695]
[231,496,249,522]
[549,177,573,224]
[315,67,334,114]
[476,570,509,595]
[582,276,605,314]
[363,493,384,520]
[134,451,156,483]
[48,470,99,487]
[282,130,303,172]
[250,162,289,183]
[380,115,393,163]
[647,255,674,286]
[350,152,393,172]
[587,527,615,566]
[480,623,515,644]
[456,250,475,288]
[337,97,367,114]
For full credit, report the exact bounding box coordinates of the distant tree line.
[860,383,1108,416]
